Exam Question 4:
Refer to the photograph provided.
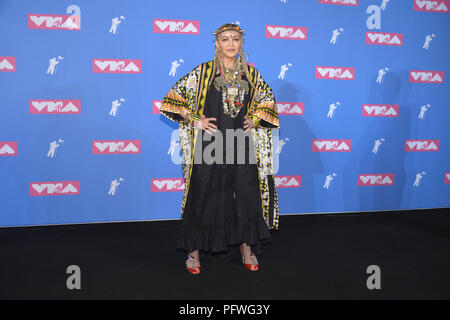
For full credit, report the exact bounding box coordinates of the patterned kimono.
[160,59,280,230]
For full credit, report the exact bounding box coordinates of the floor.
[0,208,449,299]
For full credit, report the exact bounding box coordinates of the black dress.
[176,72,272,259]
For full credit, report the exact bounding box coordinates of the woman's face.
[215,30,241,60]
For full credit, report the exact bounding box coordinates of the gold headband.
[212,24,245,37]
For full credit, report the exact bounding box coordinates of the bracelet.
[190,114,200,128]
[247,116,260,129]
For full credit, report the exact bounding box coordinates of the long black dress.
[176,72,272,259]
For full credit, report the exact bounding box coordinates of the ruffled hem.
[177,218,271,255]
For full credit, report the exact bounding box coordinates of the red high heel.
[238,245,259,271]
[185,255,201,275]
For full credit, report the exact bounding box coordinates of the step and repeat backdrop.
[1,0,449,227]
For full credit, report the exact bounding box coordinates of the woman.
[160,23,280,274]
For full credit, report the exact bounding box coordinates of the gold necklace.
[223,64,237,83]
[213,61,248,118]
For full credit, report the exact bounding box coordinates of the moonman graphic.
[327,102,340,118]
[323,173,336,189]
[278,64,289,80]
[109,17,121,34]
[330,28,342,45]
[413,172,426,187]
[160,23,280,275]
[376,68,387,83]
[276,138,289,154]
[47,140,60,158]
[47,57,60,75]
[169,60,182,77]
[423,34,435,50]
[418,104,430,119]
[109,99,122,116]
[372,138,385,154]
[108,178,122,195]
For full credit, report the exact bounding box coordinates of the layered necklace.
[214,60,249,118]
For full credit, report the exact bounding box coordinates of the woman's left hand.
[243,115,255,133]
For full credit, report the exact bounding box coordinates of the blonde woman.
[160,23,280,274]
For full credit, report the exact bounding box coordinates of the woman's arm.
[160,66,200,124]
[248,71,280,129]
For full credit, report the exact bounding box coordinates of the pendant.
[227,87,238,98]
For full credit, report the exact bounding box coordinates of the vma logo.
[153,19,200,34]
[92,140,141,154]
[414,0,450,12]
[0,57,16,72]
[366,32,403,46]
[358,174,395,186]
[93,59,141,73]
[30,100,80,114]
[445,173,450,184]
[30,181,80,196]
[151,178,185,192]
[153,100,162,114]
[313,139,352,152]
[0,142,18,156]
[28,14,80,30]
[275,175,302,188]
[316,66,355,80]
[318,0,358,5]
[362,104,399,117]
[405,140,439,151]
[409,70,444,83]
[277,102,304,115]
[265,25,308,40]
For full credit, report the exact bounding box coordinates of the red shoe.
[238,245,259,271]
[185,255,201,275]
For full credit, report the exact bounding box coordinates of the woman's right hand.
[197,115,217,134]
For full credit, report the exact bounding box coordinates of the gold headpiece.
[212,23,245,37]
